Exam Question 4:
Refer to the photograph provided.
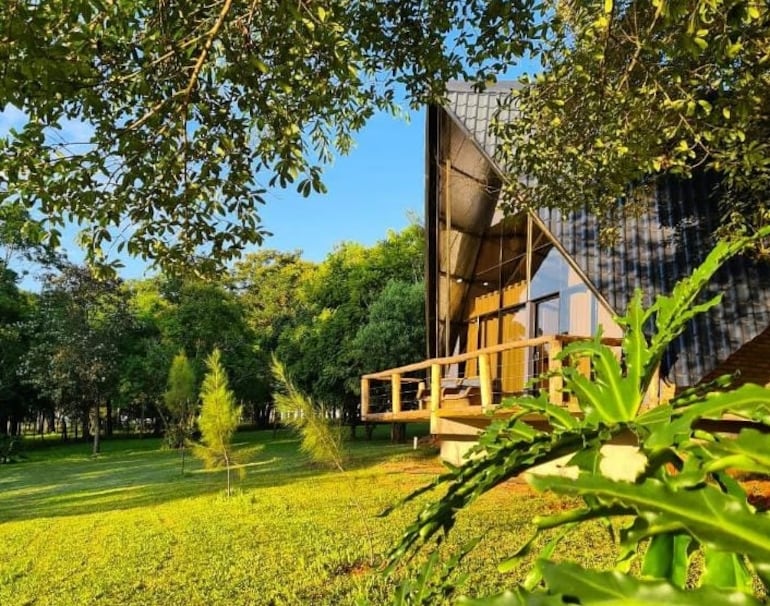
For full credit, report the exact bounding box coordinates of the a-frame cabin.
[361,82,770,462]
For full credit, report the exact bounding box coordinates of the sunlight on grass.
[0,429,614,605]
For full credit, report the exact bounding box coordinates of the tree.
[352,280,426,375]
[0,262,34,437]
[1,1,538,275]
[229,250,314,347]
[493,1,770,243]
[21,264,132,452]
[195,348,242,496]
[115,300,171,437]
[228,250,315,427]
[272,358,345,472]
[163,350,196,473]
[276,226,424,434]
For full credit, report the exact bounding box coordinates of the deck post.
[361,378,370,419]
[547,339,563,406]
[391,373,402,414]
[478,353,493,412]
[430,363,441,434]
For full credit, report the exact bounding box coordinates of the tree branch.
[182,0,235,103]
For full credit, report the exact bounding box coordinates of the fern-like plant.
[271,356,346,472]
[384,227,770,604]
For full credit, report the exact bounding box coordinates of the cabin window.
[534,295,560,336]
[530,246,570,300]
[456,216,622,360]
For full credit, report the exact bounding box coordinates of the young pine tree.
[195,348,242,496]
[164,350,196,474]
[271,357,346,472]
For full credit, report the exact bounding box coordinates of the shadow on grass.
[0,426,438,523]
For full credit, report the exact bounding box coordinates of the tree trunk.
[81,409,90,440]
[91,404,100,455]
[346,399,359,440]
[61,417,68,441]
[390,422,406,444]
[225,453,231,497]
[105,399,113,437]
[0,414,7,436]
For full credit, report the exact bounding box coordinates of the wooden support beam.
[430,363,441,434]
[444,159,452,357]
[478,353,493,412]
[547,339,563,406]
[391,373,402,414]
[361,378,370,418]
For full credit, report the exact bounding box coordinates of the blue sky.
[4,106,426,289]
[5,70,533,290]
[252,109,425,262]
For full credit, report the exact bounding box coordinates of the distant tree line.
[0,224,425,447]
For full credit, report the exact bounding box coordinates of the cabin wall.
[451,229,623,393]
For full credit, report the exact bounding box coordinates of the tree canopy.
[3,2,766,274]
[1,0,537,275]
[495,1,770,242]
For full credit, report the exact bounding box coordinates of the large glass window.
[463,218,621,348]
[530,247,570,300]
[530,244,594,335]
[535,295,560,336]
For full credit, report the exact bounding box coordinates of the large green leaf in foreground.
[527,473,770,565]
[460,561,762,605]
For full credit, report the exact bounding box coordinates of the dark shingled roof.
[442,82,770,386]
[445,81,519,159]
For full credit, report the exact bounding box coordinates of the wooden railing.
[361,335,631,431]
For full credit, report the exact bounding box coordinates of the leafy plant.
[271,356,346,471]
[385,227,770,603]
[194,348,242,496]
[163,350,197,474]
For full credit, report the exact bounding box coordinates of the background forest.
[0,223,425,446]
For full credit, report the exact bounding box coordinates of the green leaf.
[645,384,770,449]
[701,428,770,475]
[640,533,693,587]
[617,291,653,398]
[538,560,762,605]
[501,393,579,431]
[458,588,559,605]
[650,226,770,362]
[701,549,753,593]
[383,428,595,570]
[527,473,770,565]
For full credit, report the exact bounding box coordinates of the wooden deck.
[361,334,647,433]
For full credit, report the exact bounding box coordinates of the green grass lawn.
[0,428,614,605]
